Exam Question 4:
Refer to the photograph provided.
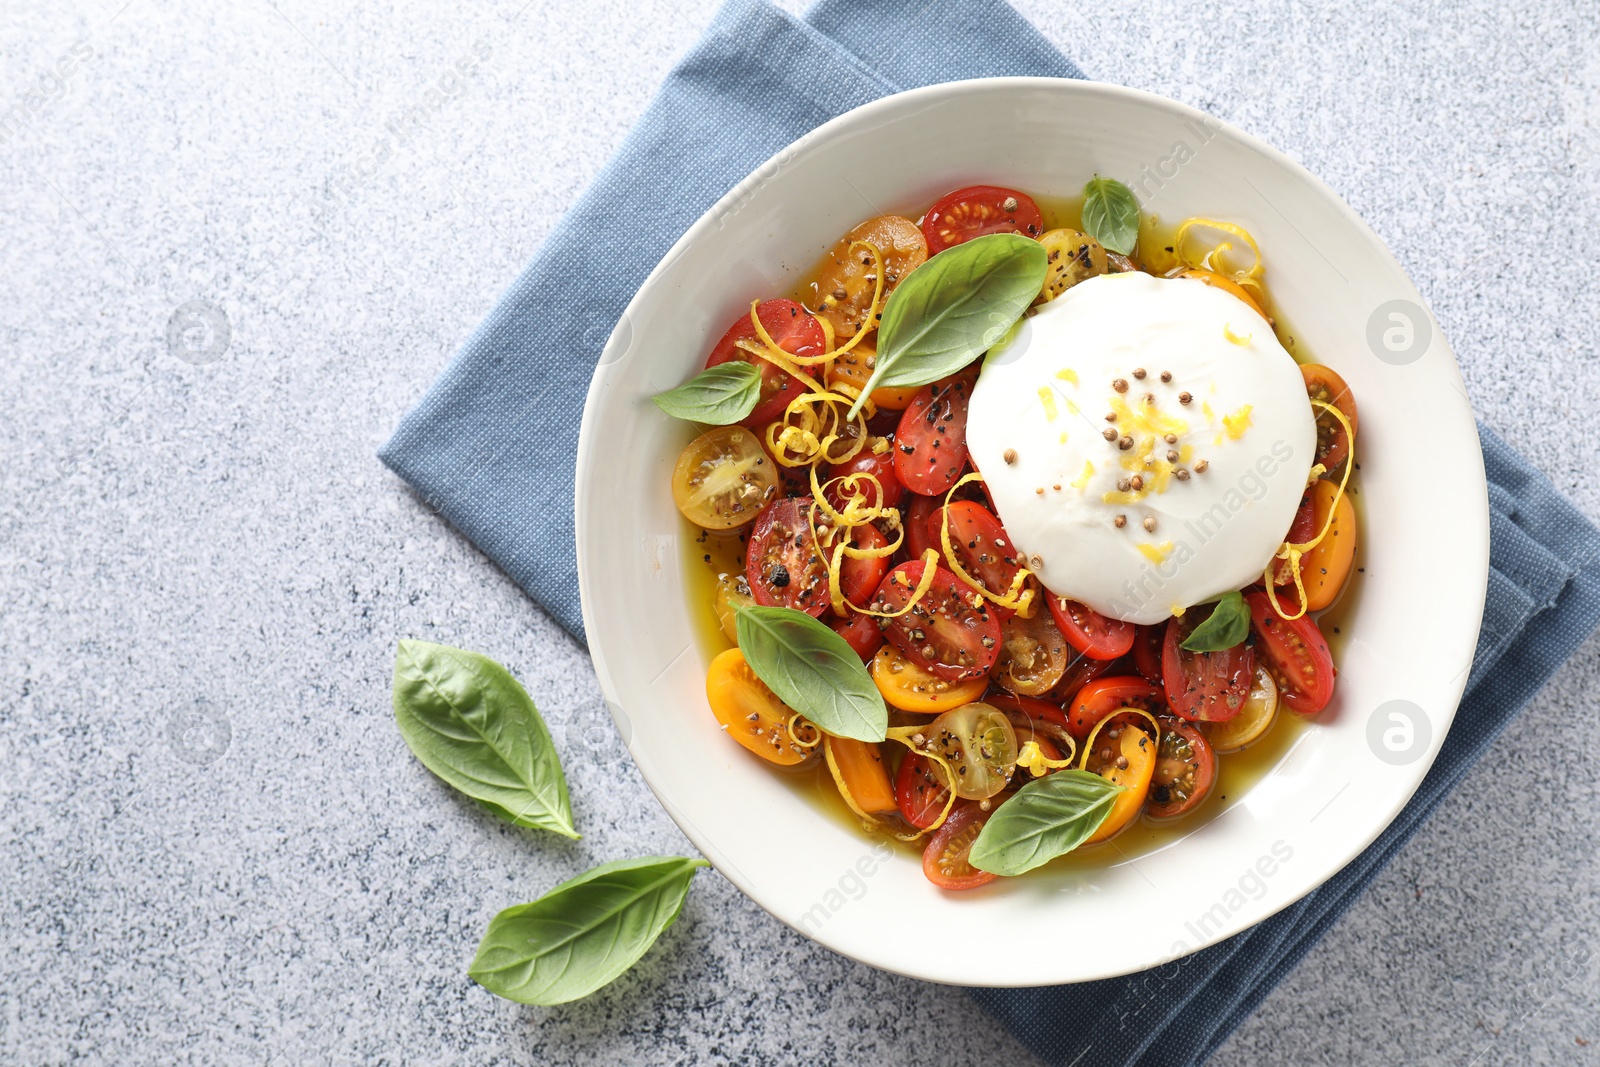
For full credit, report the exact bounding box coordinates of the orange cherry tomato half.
[869,644,989,713]
[1146,718,1216,820]
[1301,363,1359,471]
[703,298,823,427]
[829,611,883,662]
[894,368,978,497]
[1162,609,1256,722]
[869,560,1001,681]
[704,648,811,766]
[921,185,1044,255]
[895,751,951,829]
[825,736,898,815]
[745,498,829,617]
[1047,596,1136,661]
[808,214,928,341]
[1244,590,1336,715]
[1082,726,1156,845]
[1297,478,1358,612]
[824,339,921,411]
[1067,675,1165,739]
[921,802,997,890]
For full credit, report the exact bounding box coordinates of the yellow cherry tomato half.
[1203,666,1278,753]
[870,644,989,714]
[705,648,812,766]
[1299,478,1358,612]
[671,425,777,530]
[1082,723,1156,844]
[712,571,757,644]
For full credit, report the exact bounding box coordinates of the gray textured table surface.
[3,1,1598,1064]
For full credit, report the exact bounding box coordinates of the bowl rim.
[574,75,1489,985]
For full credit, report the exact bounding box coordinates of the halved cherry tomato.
[995,608,1069,696]
[703,299,823,427]
[1082,725,1156,845]
[826,445,907,512]
[1067,675,1165,739]
[869,644,988,713]
[1050,650,1119,702]
[837,522,890,607]
[1244,590,1336,715]
[921,802,996,890]
[894,368,977,496]
[1272,489,1317,586]
[1047,597,1136,661]
[1203,666,1279,752]
[1297,478,1358,611]
[705,648,811,766]
[807,215,928,341]
[927,500,1024,610]
[1146,718,1216,820]
[985,692,1073,737]
[923,703,1017,800]
[895,751,950,829]
[1132,624,1165,686]
[712,571,757,643]
[921,185,1044,255]
[671,426,778,530]
[1038,228,1108,300]
[869,560,1001,681]
[905,493,940,562]
[829,611,883,662]
[1176,267,1269,319]
[1302,364,1359,471]
[825,736,898,814]
[825,339,921,411]
[746,498,829,617]
[1162,610,1256,722]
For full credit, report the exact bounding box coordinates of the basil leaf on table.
[847,233,1048,418]
[1081,176,1141,256]
[651,361,762,424]
[733,605,887,741]
[469,855,709,1005]
[1180,589,1251,652]
[969,769,1124,876]
[391,640,578,839]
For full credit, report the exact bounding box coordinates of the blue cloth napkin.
[379,1,1600,1063]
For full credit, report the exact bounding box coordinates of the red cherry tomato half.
[1272,489,1317,586]
[828,612,884,662]
[1244,590,1337,715]
[1132,624,1165,686]
[894,368,978,497]
[826,447,907,513]
[1162,611,1256,722]
[1146,718,1217,820]
[837,522,891,607]
[1302,364,1359,471]
[869,560,1001,681]
[895,751,951,829]
[1067,675,1165,739]
[1051,650,1120,702]
[921,802,996,890]
[745,498,829,617]
[904,493,940,563]
[927,500,1024,614]
[1047,597,1136,661]
[921,185,1045,255]
[704,299,824,427]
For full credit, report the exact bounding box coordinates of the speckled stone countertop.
[2,1,1597,1064]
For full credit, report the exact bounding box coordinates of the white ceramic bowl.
[575,78,1487,986]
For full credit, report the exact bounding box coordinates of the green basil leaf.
[968,770,1124,876]
[1081,176,1140,255]
[392,640,578,839]
[469,855,709,1005]
[1180,589,1250,652]
[651,361,762,424]
[847,233,1048,418]
[733,605,887,741]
